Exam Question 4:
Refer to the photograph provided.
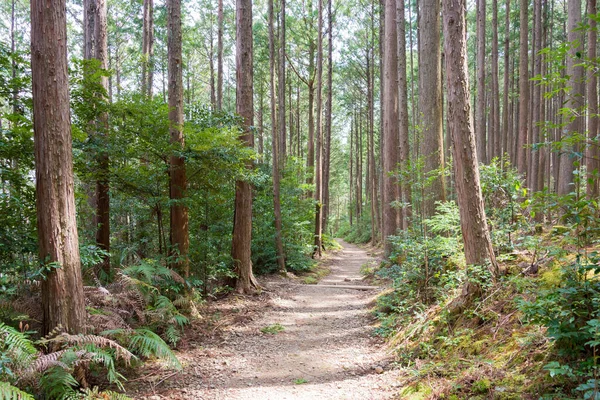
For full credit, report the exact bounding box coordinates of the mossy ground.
[373,269,561,399]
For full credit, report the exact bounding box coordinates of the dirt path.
[132,240,402,399]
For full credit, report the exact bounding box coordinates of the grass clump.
[260,323,285,335]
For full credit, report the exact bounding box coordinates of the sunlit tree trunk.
[502,0,511,161]
[31,0,87,335]
[232,0,259,293]
[217,0,224,110]
[168,0,190,278]
[558,0,583,196]
[270,0,286,273]
[142,0,154,97]
[476,0,487,163]
[313,0,324,257]
[587,0,599,199]
[322,0,333,236]
[443,0,498,276]
[383,0,399,255]
[419,0,446,218]
[397,0,411,230]
[517,0,529,177]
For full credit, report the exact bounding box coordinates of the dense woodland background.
[2,0,600,398]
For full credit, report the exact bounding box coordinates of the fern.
[0,381,34,399]
[80,387,133,400]
[38,365,79,400]
[42,333,136,365]
[0,323,37,380]
[102,328,181,370]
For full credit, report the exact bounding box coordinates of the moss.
[471,378,491,394]
[540,265,562,287]
[398,383,432,399]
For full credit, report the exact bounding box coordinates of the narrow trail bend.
[134,240,402,399]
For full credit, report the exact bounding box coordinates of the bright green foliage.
[0,382,34,400]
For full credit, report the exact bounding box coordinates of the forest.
[1,0,600,398]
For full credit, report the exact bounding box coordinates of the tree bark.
[492,0,500,160]
[419,0,446,218]
[95,0,110,276]
[313,0,324,257]
[517,0,529,177]
[232,0,259,293]
[168,0,190,278]
[397,0,411,230]
[587,0,599,199]
[270,0,286,273]
[217,0,224,110]
[31,0,87,335]
[502,0,511,162]
[443,0,498,274]
[142,0,154,97]
[322,0,333,236]
[530,0,542,193]
[476,0,487,163]
[383,0,399,256]
[558,0,583,196]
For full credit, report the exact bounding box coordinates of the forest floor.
[126,240,404,399]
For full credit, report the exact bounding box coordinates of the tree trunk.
[419,0,445,218]
[322,0,333,236]
[95,0,110,277]
[167,0,190,278]
[217,0,224,110]
[313,0,324,258]
[270,0,286,273]
[443,0,498,273]
[530,0,542,193]
[31,0,87,335]
[517,0,529,177]
[558,0,583,196]
[397,0,411,230]
[232,0,259,293]
[502,0,510,162]
[587,0,599,199]
[142,0,154,97]
[492,0,500,160]
[383,0,399,255]
[476,0,487,163]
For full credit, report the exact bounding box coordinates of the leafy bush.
[520,252,600,398]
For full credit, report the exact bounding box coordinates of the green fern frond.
[80,387,133,400]
[43,333,136,365]
[0,322,37,357]
[0,381,34,399]
[38,365,79,400]
[101,328,181,370]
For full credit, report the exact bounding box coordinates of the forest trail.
[131,240,403,399]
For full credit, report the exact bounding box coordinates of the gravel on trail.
[129,240,403,400]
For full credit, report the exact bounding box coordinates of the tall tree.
[232,0,259,293]
[476,0,487,163]
[491,0,500,159]
[217,0,224,110]
[322,0,333,235]
[270,0,286,273]
[278,0,287,166]
[587,0,599,198]
[142,0,154,97]
[31,0,87,335]
[95,0,110,276]
[397,0,411,229]
[502,0,511,161]
[383,0,399,255]
[516,0,529,176]
[419,0,446,217]
[558,0,583,196]
[530,0,542,192]
[167,0,190,278]
[313,0,324,257]
[442,0,498,276]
